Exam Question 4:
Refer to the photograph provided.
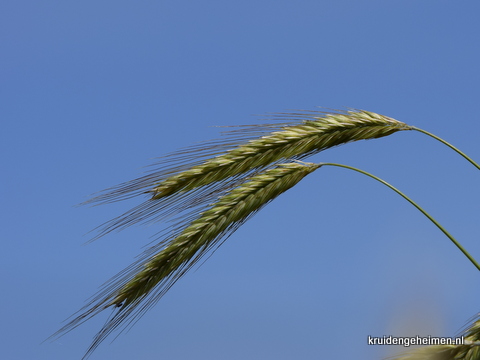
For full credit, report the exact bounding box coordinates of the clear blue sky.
[2,1,480,359]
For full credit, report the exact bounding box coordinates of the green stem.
[413,127,480,170]
[320,162,480,272]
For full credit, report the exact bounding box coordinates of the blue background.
[2,1,480,359]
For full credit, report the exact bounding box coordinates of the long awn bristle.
[83,109,411,207]
[85,109,412,238]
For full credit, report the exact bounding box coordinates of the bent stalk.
[320,162,480,272]
[413,127,480,170]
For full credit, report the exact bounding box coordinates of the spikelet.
[150,110,412,199]
[54,162,322,358]
[387,314,480,360]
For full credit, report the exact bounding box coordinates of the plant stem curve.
[319,162,480,272]
[413,127,480,170]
